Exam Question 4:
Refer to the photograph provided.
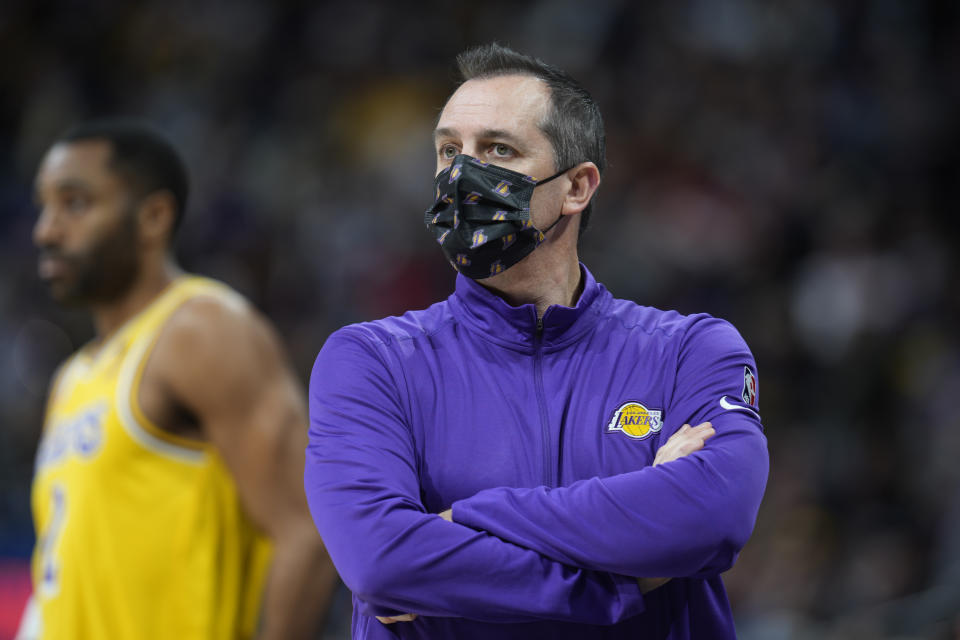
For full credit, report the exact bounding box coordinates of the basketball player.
[20,120,337,639]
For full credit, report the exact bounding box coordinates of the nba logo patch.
[493,180,512,196]
[742,367,758,406]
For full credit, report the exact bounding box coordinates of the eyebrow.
[34,178,93,202]
[53,178,93,191]
[433,127,525,147]
[433,127,456,142]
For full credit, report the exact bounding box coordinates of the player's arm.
[304,326,647,624]
[449,317,769,579]
[152,295,337,640]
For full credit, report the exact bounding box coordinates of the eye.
[438,144,459,160]
[63,194,90,213]
[491,143,513,157]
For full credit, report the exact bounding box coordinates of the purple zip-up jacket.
[305,265,768,639]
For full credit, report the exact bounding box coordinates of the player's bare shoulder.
[159,288,260,359]
[143,283,288,422]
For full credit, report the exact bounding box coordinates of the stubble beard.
[43,209,142,308]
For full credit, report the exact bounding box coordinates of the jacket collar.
[450,263,608,352]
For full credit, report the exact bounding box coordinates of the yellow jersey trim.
[115,331,205,464]
[128,323,207,452]
[113,279,214,464]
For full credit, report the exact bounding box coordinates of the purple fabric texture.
[305,265,769,639]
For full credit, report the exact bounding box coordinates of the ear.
[136,191,177,247]
[562,162,601,216]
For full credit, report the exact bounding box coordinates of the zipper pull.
[536,317,544,335]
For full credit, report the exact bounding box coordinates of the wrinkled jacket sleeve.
[304,326,646,623]
[451,317,769,579]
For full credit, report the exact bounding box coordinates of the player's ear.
[137,191,177,247]
[562,162,600,216]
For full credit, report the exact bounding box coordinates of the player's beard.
[40,206,141,308]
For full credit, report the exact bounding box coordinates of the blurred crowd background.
[1,0,957,638]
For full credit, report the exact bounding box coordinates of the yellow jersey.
[29,276,271,639]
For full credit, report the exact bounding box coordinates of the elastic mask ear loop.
[533,166,573,236]
[533,166,570,187]
[539,207,566,235]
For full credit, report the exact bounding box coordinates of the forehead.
[36,140,118,191]
[437,74,551,139]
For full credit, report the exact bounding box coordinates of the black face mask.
[424,154,568,280]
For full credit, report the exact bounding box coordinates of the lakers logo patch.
[493,180,512,196]
[606,402,663,440]
[470,229,488,248]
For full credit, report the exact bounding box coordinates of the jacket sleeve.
[451,317,769,579]
[304,326,646,623]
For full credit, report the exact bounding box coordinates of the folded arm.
[304,327,646,624]
[450,317,770,579]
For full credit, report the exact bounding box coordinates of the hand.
[638,577,671,593]
[376,614,417,624]
[653,422,714,467]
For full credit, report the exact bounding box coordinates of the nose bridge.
[33,204,62,244]
[460,139,481,159]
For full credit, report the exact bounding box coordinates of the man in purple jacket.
[305,43,769,639]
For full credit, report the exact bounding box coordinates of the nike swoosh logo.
[719,396,761,419]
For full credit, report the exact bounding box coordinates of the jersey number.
[40,485,66,597]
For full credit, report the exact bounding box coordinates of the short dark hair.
[57,118,189,235]
[454,43,606,233]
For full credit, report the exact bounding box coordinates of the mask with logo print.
[424,154,568,280]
